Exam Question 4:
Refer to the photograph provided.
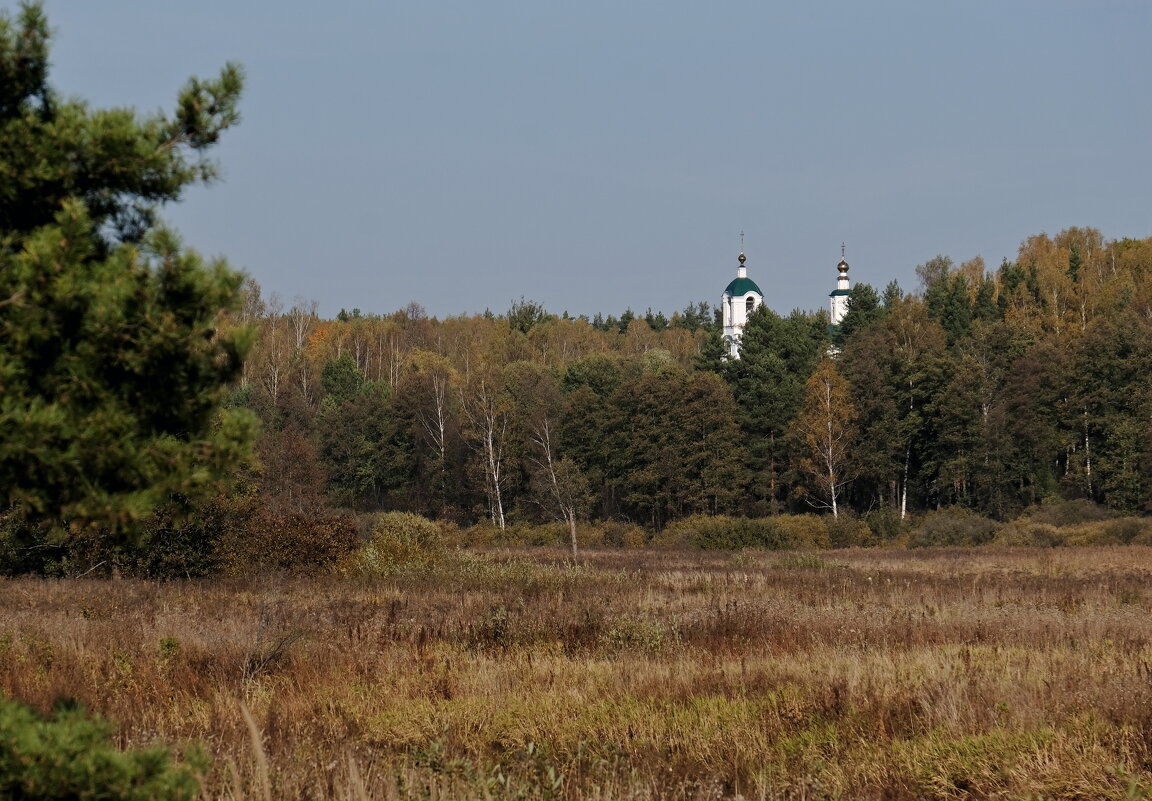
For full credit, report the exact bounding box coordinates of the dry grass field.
[3,546,1152,799]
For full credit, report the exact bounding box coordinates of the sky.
[35,0,1152,320]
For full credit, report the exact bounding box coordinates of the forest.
[13,228,1152,575]
[216,226,1152,540]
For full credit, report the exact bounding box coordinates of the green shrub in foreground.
[0,698,205,800]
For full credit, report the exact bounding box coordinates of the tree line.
[232,225,1152,534]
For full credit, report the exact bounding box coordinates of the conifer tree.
[724,307,827,511]
[0,3,253,539]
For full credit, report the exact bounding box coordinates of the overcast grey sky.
[38,1,1152,320]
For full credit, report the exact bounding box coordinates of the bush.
[217,509,359,575]
[0,508,66,576]
[652,515,793,550]
[499,522,570,547]
[993,502,1151,547]
[994,520,1064,547]
[1062,517,1152,547]
[826,515,874,548]
[131,491,256,578]
[587,520,647,548]
[1028,498,1116,527]
[0,698,205,800]
[457,520,645,549]
[773,515,831,549]
[908,508,998,548]
[338,512,446,575]
[864,507,906,542]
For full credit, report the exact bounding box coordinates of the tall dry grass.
[3,547,1152,799]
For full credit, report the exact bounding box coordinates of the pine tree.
[724,307,828,511]
[834,282,883,345]
[0,4,253,539]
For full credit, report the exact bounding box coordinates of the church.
[721,247,852,358]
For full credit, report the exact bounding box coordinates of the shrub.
[0,508,66,576]
[338,512,446,575]
[217,509,359,575]
[498,522,570,547]
[994,520,1064,547]
[0,698,206,800]
[589,520,647,548]
[130,491,257,578]
[908,508,998,548]
[1105,518,1149,544]
[773,515,832,549]
[652,515,793,550]
[1061,517,1152,546]
[1130,524,1152,547]
[826,515,873,548]
[457,523,498,548]
[864,507,905,542]
[1028,498,1116,527]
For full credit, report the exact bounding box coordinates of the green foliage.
[0,697,206,800]
[654,515,793,550]
[130,491,256,578]
[506,297,554,334]
[0,3,243,244]
[907,508,998,548]
[0,204,256,535]
[693,327,728,373]
[0,3,253,544]
[674,300,718,333]
[316,381,411,510]
[835,282,884,344]
[613,367,749,527]
[723,307,829,511]
[320,353,365,405]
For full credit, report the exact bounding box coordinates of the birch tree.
[792,359,856,518]
[460,367,510,529]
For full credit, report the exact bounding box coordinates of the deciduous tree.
[792,359,856,518]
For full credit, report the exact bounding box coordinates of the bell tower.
[721,245,764,358]
[829,244,851,326]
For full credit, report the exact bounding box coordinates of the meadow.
[3,546,1152,800]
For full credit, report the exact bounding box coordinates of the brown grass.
[4,546,1152,799]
